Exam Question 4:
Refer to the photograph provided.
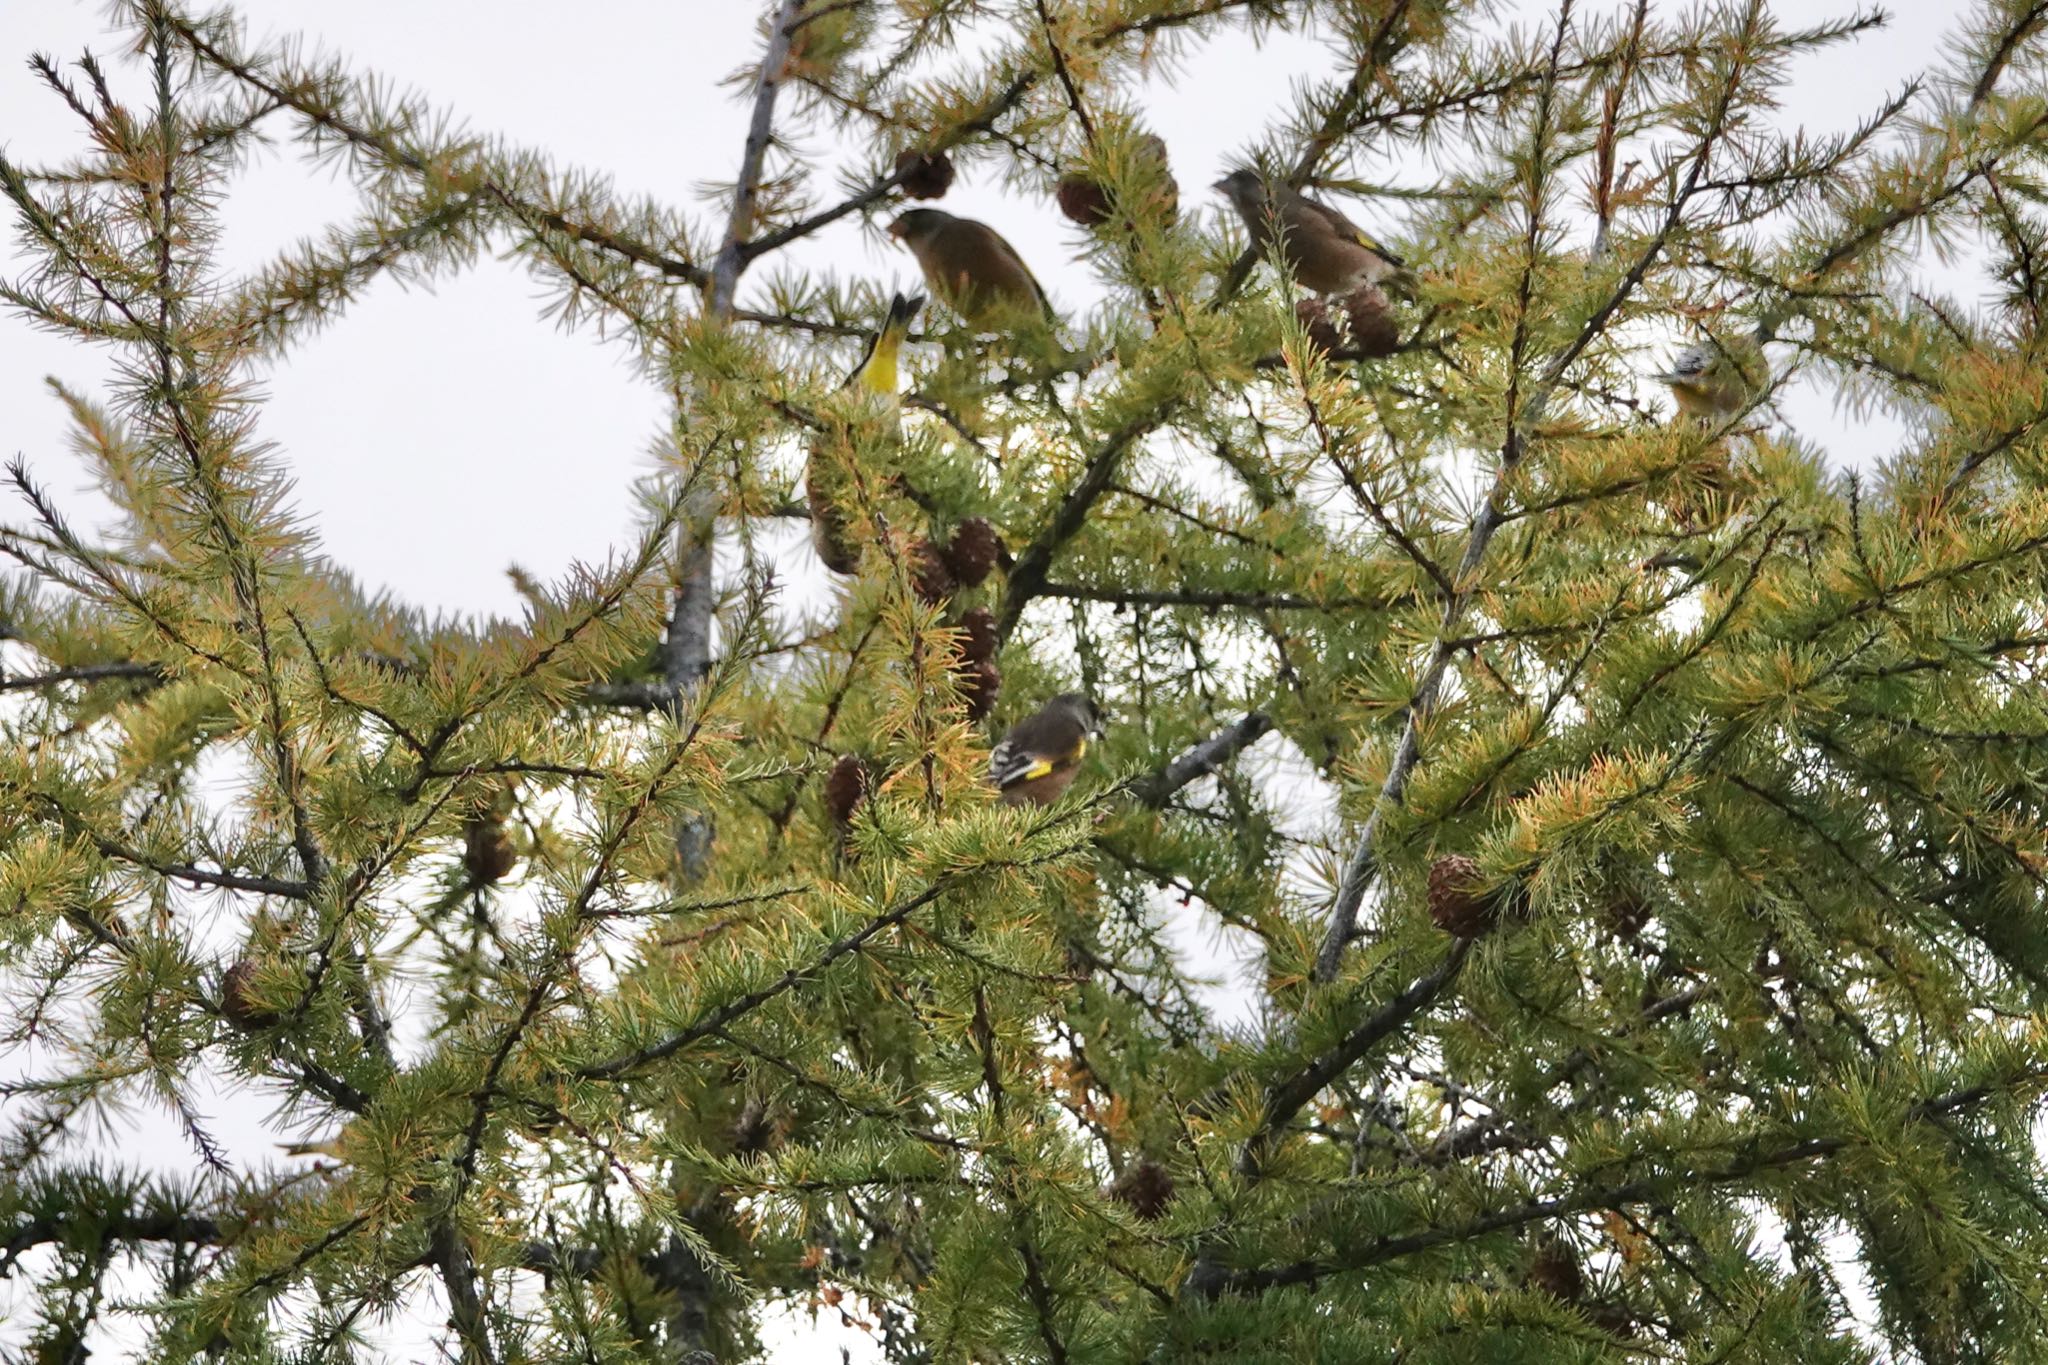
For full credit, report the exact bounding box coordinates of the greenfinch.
[887,209,1055,332]
[989,692,1098,807]
[808,291,922,574]
[1654,336,1764,423]
[279,1135,350,1160]
[1213,168,1407,295]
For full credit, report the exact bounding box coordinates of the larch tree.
[3,0,2048,1361]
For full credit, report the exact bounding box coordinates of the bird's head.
[1211,167,1265,211]
[1050,691,1100,736]
[887,209,952,248]
[1654,343,1715,384]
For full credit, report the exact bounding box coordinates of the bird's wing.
[988,739,1050,789]
[973,223,1057,321]
[989,731,1087,790]
[1297,194,1404,266]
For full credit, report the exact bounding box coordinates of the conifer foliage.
[5,1,2048,1360]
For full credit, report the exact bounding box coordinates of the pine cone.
[1427,854,1498,938]
[894,149,954,201]
[220,958,279,1031]
[1056,174,1113,227]
[1138,134,1179,225]
[1527,1234,1585,1302]
[1296,298,1349,356]
[823,752,872,828]
[956,606,999,666]
[910,538,955,605]
[960,657,1001,721]
[1107,1160,1176,1221]
[1342,283,1401,358]
[464,812,517,886]
[1057,133,1176,229]
[943,517,1006,588]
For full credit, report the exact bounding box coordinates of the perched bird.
[1214,168,1407,295]
[1653,336,1763,423]
[989,692,1099,807]
[888,209,1054,332]
[808,292,923,573]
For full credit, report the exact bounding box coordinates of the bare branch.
[1130,713,1273,807]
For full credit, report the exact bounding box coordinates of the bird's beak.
[1210,177,1233,194]
[885,220,906,240]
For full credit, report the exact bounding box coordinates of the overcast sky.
[0,0,1972,1357]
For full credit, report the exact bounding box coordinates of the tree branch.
[997,411,1178,643]
[571,846,1087,1082]
[1206,1067,2048,1296]
[0,661,162,691]
[1130,713,1273,807]
[1313,2,1740,979]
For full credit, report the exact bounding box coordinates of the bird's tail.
[853,291,926,397]
[885,291,926,334]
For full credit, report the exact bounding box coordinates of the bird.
[988,692,1099,807]
[1213,168,1407,295]
[887,209,1055,333]
[1653,336,1763,423]
[808,291,922,573]
[279,1135,349,1160]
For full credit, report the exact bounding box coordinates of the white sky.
[0,0,1975,1358]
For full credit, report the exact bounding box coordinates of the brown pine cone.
[894,149,954,201]
[1139,134,1179,225]
[1056,174,1113,227]
[943,517,1006,588]
[1342,283,1401,358]
[1527,1234,1585,1303]
[1106,1160,1176,1221]
[464,812,517,886]
[910,538,955,605]
[955,606,999,666]
[220,959,279,1031]
[1056,133,1176,229]
[1296,298,1349,356]
[823,752,872,828]
[959,657,1001,721]
[1427,854,1498,938]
